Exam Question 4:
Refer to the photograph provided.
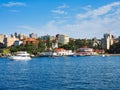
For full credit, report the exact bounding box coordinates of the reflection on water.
[0,56,120,90]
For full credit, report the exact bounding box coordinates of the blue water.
[0,56,120,90]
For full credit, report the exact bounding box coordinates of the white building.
[18,34,27,40]
[52,42,58,49]
[40,48,74,56]
[102,33,114,50]
[54,48,74,56]
[58,34,69,45]
[92,37,101,47]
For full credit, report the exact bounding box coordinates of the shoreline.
[0,54,120,58]
[102,54,120,56]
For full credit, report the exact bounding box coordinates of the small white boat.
[102,54,105,57]
[9,51,31,61]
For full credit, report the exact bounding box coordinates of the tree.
[60,40,76,51]
[60,44,71,50]
[10,46,18,53]
[38,42,46,52]
[60,39,93,50]
[24,44,38,54]
[109,41,120,54]
[46,36,52,50]
[0,43,5,48]
[3,48,10,55]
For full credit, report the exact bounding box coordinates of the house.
[76,47,97,56]
[54,48,73,56]
[4,36,19,47]
[23,38,39,46]
[0,34,5,44]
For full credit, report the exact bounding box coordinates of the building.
[77,48,93,52]
[117,36,120,42]
[29,33,37,38]
[102,33,114,50]
[41,35,55,41]
[76,47,96,56]
[14,32,18,38]
[14,40,23,46]
[52,42,58,49]
[4,36,19,47]
[54,48,73,56]
[18,34,27,40]
[93,49,105,54]
[92,37,101,47]
[57,34,69,44]
[0,34,5,44]
[23,38,39,46]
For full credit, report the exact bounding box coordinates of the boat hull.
[9,56,31,61]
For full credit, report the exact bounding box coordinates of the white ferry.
[9,51,31,61]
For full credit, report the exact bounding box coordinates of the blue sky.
[0,0,120,38]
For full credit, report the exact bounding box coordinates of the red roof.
[54,48,66,52]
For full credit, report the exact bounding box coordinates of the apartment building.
[102,33,114,50]
[57,34,69,45]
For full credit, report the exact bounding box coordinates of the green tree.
[3,48,10,55]
[109,41,120,54]
[46,36,50,49]
[38,42,46,52]
[60,40,76,51]
[10,46,18,53]
[24,44,38,54]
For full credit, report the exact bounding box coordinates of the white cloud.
[57,4,69,9]
[51,9,66,14]
[77,2,120,19]
[2,2,26,7]
[17,2,120,39]
[51,3,68,15]
[93,2,120,17]
[17,12,120,38]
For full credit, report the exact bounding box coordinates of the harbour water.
[0,56,120,90]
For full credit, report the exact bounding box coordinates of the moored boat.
[9,51,31,61]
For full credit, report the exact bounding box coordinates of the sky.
[0,0,120,39]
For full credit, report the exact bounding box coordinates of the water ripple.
[0,56,120,90]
